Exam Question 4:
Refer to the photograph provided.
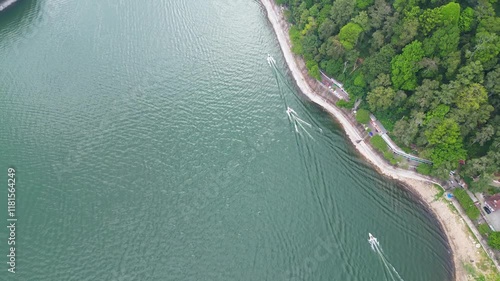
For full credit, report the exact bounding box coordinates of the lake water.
[0,0,452,280]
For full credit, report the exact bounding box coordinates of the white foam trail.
[294,116,312,128]
[270,59,300,100]
[287,107,298,116]
[295,120,315,140]
[272,63,317,141]
[270,59,288,110]
[287,107,315,140]
[267,54,276,67]
[370,241,404,281]
[371,242,396,281]
[267,54,276,64]
[378,247,404,281]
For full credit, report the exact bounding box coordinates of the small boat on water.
[368,233,378,244]
[267,53,276,64]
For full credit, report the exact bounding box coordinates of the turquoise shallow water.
[0,0,452,280]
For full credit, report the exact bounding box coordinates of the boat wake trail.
[267,53,276,66]
[267,54,300,100]
[368,233,405,281]
[267,54,322,140]
[286,107,315,140]
[268,53,288,111]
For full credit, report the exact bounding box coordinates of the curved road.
[380,134,433,165]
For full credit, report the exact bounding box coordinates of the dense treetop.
[277,0,500,189]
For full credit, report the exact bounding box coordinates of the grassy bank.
[453,188,480,220]
[370,135,398,165]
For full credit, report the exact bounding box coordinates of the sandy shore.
[260,0,500,279]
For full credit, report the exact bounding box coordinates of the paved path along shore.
[380,133,433,164]
[261,0,434,184]
[260,0,500,279]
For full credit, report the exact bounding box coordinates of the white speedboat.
[267,53,276,64]
[368,233,378,244]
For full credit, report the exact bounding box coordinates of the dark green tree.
[459,7,475,32]
[469,31,500,70]
[367,86,396,111]
[363,45,395,83]
[339,23,363,50]
[485,66,500,96]
[356,0,374,10]
[276,0,499,177]
[368,0,392,29]
[391,40,424,90]
[318,19,335,40]
[488,232,500,249]
[329,0,355,33]
[409,79,441,111]
[425,118,466,167]
[393,118,419,146]
[356,109,371,124]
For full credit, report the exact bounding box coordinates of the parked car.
[483,206,492,214]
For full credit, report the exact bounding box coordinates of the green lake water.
[0,0,452,280]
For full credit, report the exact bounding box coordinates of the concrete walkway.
[381,134,433,165]
[450,198,500,271]
[368,114,433,165]
[320,71,349,100]
[261,0,499,273]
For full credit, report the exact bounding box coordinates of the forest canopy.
[276,0,500,188]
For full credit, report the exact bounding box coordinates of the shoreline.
[0,0,18,12]
[260,0,499,279]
